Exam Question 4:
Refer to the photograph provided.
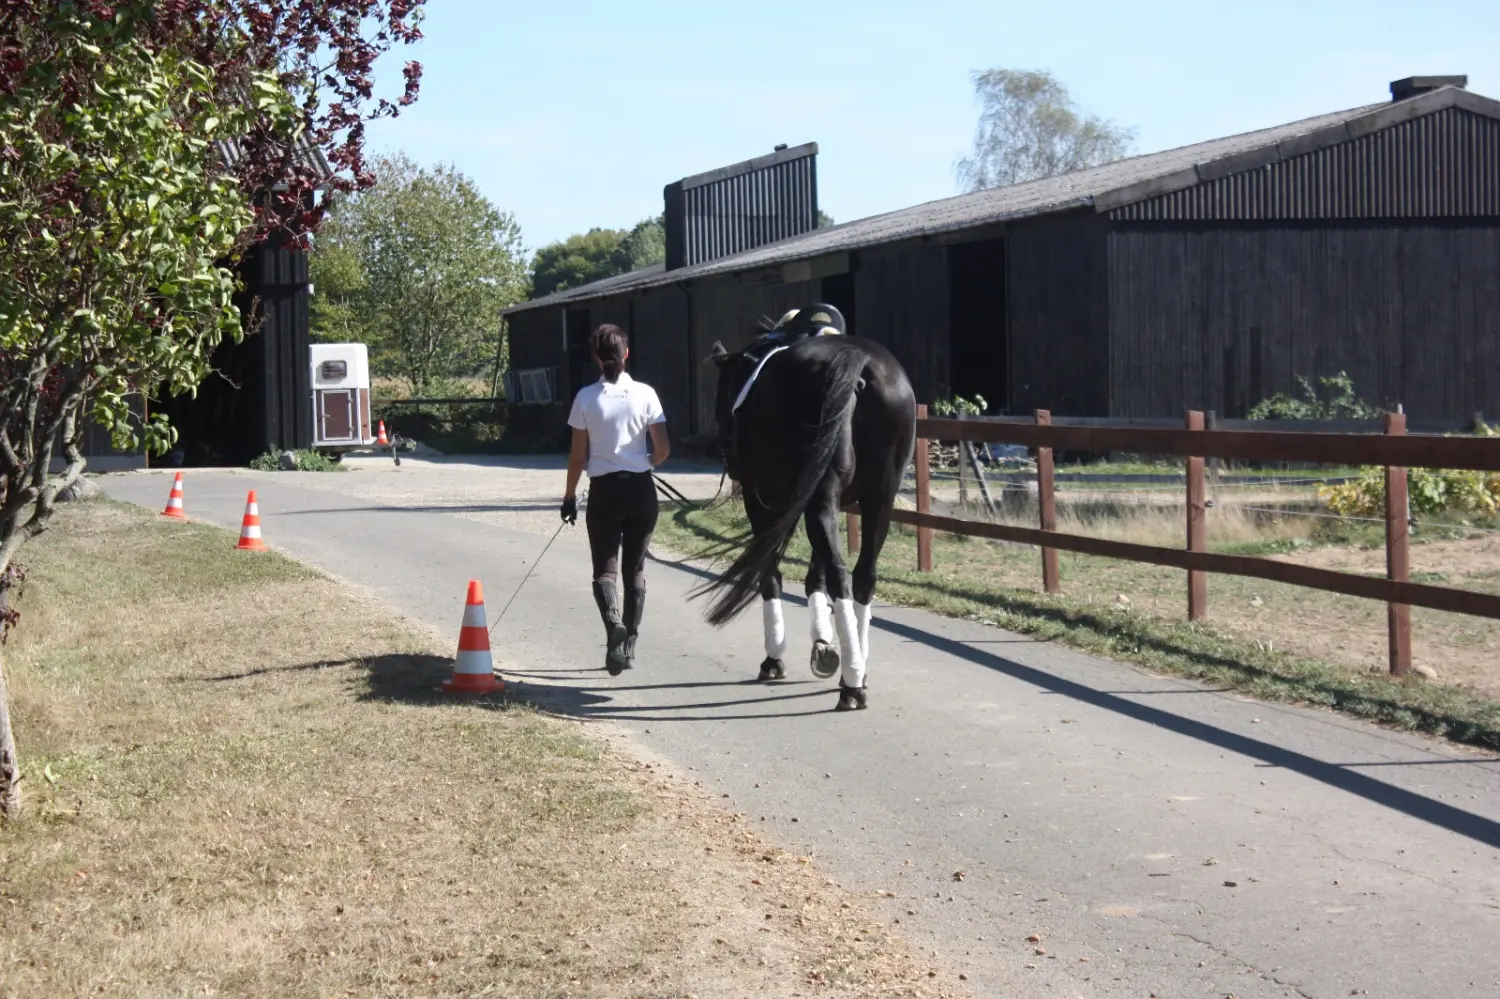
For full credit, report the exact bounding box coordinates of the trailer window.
[320,360,348,380]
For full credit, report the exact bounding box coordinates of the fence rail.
[847,405,1500,677]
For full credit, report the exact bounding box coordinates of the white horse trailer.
[310,343,375,459]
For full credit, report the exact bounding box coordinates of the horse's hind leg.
[850,495,894,667]
[803,494,866,710]
[757,566,787,681]
[804,529,839,679]
[746,498,787,681]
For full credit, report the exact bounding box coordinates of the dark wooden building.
[154,138,329,466]
[505,77,1500,444]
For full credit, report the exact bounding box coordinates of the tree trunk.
[0,645,19,820]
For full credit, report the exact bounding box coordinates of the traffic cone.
[376,420,389,446]
[443,580,503,695]
[235,490,269,551]
[161,472,187,519]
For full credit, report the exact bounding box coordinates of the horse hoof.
[810,640,840,679]
[757,657,786,682]
[835,683,867,712]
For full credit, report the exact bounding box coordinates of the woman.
[561,324,671,675]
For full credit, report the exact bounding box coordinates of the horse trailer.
[310,343,375,459]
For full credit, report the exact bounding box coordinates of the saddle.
[731,303,848,414]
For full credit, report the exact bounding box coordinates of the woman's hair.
[590,324,629,383]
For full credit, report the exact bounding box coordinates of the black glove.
[561,496,577,525]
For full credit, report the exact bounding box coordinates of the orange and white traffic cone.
[235,490,269,551]
[376,420,389,446]
[442,580,503,695]
[161,472,187,519]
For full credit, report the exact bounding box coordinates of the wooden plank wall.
[1006,211,1111,416]
[628,286,692,439]
[506,308,563,372]
[852,243,951,405]
[1107,222,1500,420]
[688,274,819,434]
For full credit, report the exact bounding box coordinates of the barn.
[145,136,332,467]
[503,76,1500,445]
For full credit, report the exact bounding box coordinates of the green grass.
[654,500,1500,750]
[248,448,346,472]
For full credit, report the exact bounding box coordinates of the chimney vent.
[663,142,819,271]
[1390,75,1467,101]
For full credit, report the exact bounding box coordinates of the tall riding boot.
[621,586,646,670]
[592,581,628,674]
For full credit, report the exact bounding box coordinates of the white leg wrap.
[809,591,834,645]
[856,601,872,662]
[761,598,787,660]
[834,598,866,689]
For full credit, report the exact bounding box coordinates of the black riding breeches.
[586,471,659,591]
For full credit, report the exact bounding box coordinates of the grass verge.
[654,500,1500,751]
[0,499,970,998]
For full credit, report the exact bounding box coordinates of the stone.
[55,477,101,502]
[278,450,298,471]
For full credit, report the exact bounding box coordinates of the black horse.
[699,304,916,711]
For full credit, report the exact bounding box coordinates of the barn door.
[319,389,354,441]
[947,237,1008,412]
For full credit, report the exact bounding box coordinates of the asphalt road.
[101,467,1500,999]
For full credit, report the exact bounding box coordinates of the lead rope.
[488,489,586,633]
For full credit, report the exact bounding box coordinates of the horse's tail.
[698,344,867,627]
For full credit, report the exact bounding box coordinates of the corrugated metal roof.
[506,86,1500,316]
[215,131,334,187]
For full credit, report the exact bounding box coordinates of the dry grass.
[0,500,971,999]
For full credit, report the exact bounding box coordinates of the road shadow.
[656,553,1500,850]
[203,653,515,708]
[222,650,839,722]
[519,676,838,722]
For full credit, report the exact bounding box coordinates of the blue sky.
[366,0,1499,253]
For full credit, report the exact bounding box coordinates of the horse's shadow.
[514,672,838,722]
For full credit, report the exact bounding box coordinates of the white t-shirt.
[567,372,666,476]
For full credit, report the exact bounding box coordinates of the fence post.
[1186,410,1207,622]
[847,509,861,556]
[1385,411,1412,676]
[1035,410,1060,593]
[915,403,933,573]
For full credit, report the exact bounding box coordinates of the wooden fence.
[846,404,1500,677]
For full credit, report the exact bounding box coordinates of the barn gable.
[1101,89,1500,221]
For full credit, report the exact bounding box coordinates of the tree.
[620,215,666,271]
[817,210,835,228]
[955,69,1136,192]
[530,228,628,299]
[529,215,667,299]
[312,154,528,396]
[0,0,425,820]
[309,221,372,346]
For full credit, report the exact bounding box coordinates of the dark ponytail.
[590,324,629,383]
